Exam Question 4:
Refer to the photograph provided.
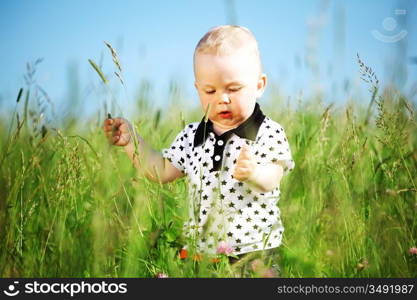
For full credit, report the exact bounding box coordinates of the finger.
[113,118,126,128]
[237,150,245,162]
[235,161,244,170]
[237,153,251,161]
[119,122,131,134]
[103,124,114,132]
[103,121,111,133]
[116,134,130,146]
[242,144,253,158]
[235,167,250,174]
[104,118,113,126]
[238,144,251,159]
[232,171,248,181]
[104,126,114,141]
[233,165,250,176]
[236,160,252,169]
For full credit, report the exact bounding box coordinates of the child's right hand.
[103,117,133,146]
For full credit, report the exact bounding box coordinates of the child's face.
[194,49,266,132]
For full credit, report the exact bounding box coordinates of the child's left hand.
[232,144,257,182]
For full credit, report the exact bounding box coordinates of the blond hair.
[194,25,263,73]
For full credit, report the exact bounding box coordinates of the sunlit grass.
[0,56,416,278]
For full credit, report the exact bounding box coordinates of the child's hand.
[103,117,134,146]
[232,144,257,182]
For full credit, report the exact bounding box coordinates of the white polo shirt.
[162,103,295,255]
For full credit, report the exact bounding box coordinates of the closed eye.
[228,87,242,92]
[205,90,215,94]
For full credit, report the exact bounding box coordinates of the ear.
[255,73,267,99]
[194,81,199,90]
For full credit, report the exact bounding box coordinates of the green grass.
[0,65,416,278]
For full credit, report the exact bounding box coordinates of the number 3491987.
[369,284,414,294]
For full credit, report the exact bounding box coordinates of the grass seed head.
[104,41,122,73]
[88,59,108,84]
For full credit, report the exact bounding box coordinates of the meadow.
[0,53,416,278]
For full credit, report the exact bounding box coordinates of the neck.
[211,112,254,135]
[212,122,239,136]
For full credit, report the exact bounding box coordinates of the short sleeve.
[256,122,295,176]
[162,129,188,174]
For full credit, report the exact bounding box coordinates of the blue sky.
[0,0,416,117]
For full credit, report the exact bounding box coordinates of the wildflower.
[210,257,221,263]
[250,259,278,278]
[409,247,417,255]
[179,248,188,260]
[178,248,202,262]
[156,273,169,278]
[192,254,202,262]
[216,241,233,255]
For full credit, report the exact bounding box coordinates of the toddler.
[103,25,295,277]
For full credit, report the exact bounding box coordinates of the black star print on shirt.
[162,113,294,255]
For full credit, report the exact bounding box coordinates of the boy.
[103,25,294,277]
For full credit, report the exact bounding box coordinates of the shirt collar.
[193,102,266,147]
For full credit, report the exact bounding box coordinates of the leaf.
[164,230,176,243]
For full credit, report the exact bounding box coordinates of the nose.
[219,93,231,104]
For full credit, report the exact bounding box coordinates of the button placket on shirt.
[201,134,231,239]
[210,135,227,172]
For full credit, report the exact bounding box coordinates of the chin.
[218,120,239,128]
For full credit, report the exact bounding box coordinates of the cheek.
[199,95,212,112]
[233,91,256,114]
[235,87,255,101]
